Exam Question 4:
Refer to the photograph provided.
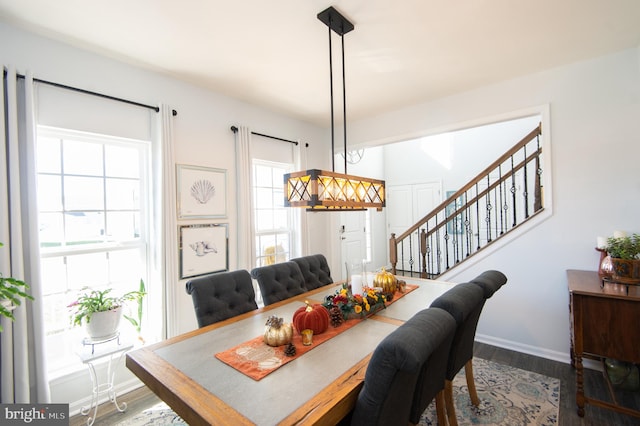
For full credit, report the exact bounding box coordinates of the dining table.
[125,275,456,425]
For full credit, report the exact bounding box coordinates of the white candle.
[613,230,627,239]
[597,236,607,249]
[351,274,363,296]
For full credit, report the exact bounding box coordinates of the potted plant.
[68,284,146,341]
[0,242,34,332]
[605,234,640,282]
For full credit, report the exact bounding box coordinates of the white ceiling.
[1,0,639,126]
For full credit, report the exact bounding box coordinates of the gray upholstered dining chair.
[429,281,486,426]
[350,307,456,426]
[185,269,258,328]
[469,269,508,300]
[291,254,333,291]
[250,261,306,306]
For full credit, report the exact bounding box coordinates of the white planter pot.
[86,306,122,340]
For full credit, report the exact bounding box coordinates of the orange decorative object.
[293,300,330,335]
[373,268,398,294]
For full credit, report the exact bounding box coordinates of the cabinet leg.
[576,355,585,417]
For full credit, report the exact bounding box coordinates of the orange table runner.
[215,284,417,380]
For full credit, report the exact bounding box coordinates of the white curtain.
[156,105,178,338]
[0,67,50,403]
[234,127,254,271]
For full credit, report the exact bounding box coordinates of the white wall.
[348,47,640,362]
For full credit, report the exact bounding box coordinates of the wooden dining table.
[125,276,456,425]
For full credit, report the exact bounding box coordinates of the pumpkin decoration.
[293,300,330,335]
[263,315,293,347]
[373,268,398,294]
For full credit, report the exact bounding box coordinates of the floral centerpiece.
[323,284,386,321]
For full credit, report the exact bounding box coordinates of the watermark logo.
[1,404,68,425]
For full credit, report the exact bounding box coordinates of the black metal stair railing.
[389,123,543,279]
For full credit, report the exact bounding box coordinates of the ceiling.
[1,0,639,126]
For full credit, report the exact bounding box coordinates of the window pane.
[106,178,139,210]
[40,257,67,294]
[65,212,105,245]
[255,188,273,209]
[273,189,284,208]
[108,249,144,286]
[39,213,64,247]
[256,210,274,231]
[254,165,272,187]
[37,137,61,173]
[105,145,140,178]
[66,252,109,290]
[273,208,288,229]
[106,212,140,240]
[63,140,103,176]
[37,175,62,211]
[64,176,104,210]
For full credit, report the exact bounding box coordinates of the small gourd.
[263,315,293,347]
[373,268,398,294]
[292,300,330,335]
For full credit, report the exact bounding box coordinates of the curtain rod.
[230,125,308,147]
[5,69,177,116]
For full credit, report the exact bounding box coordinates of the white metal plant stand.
[77,336,133,426]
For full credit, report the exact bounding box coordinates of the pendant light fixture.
[284,6,385,211]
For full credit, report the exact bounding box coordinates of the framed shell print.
[179,223,229,278]
[177,164,227,219]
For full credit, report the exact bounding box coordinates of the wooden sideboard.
[567,269,640,419]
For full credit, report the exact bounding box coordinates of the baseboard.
[476,333,569,364]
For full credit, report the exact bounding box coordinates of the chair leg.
[464,359,480,406]
[444,379,458,426]
[435,389,448,426]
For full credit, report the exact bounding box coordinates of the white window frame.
[36,126,153,377]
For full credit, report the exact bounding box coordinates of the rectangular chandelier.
[284,169,385,211]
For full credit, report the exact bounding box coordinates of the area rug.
[419,358,560,425]
[118,358,559,425]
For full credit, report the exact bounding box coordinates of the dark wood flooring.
[70,342,640,425]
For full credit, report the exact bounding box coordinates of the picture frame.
[177,164,227,219]
[179,223,229,279]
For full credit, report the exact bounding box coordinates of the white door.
[339,210,367,280]
[387,182,440,271]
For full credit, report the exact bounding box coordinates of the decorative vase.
[610,258,640,283]
[86,306,122,341]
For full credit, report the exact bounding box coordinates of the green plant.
[0,242,35,332]
[68,285,146,327]
[605,234,640,260]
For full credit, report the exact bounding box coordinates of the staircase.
[389,123,543,279]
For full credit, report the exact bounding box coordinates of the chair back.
[351,307,456,426]
[470,270,507,299]
[429,282,485,380]
[250,261,306,306]
[185,270,258,328]
[291,254,333,290]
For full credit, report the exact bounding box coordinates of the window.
[36,127,151,375]
[253,160,295,267]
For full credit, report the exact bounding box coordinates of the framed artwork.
[179,223,229,279]
[177,164,227,219]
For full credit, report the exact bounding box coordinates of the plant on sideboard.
[604,234,640,281]
[0,242,35,332]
